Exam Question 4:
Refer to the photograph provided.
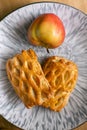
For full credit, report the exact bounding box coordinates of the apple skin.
[27,13,65,49]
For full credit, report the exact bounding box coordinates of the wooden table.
[0,0,87,130]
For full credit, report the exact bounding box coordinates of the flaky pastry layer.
[42,56,78,111]
[6,49,52,108]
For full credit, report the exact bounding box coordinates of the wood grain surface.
[0,0,87,130]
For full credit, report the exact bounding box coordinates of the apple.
[27,13,65,49]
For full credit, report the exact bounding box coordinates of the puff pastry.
[6,49,52,108]
[42,56,78,111]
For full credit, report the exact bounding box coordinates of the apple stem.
[47,49,49,53]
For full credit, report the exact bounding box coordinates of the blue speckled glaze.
[0,2,87,130]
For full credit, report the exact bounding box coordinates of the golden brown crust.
[42,56,78,111]
[6,51,78,111]
[6,49,52,108]
[42,91,70,112]
[43,56,78,92]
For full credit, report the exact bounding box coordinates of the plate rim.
[0,1,87,129]
[0,1,87,22]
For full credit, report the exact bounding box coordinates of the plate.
[0,2,87,130]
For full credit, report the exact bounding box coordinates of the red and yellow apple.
[27,13,65,49]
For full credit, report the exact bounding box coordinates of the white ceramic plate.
[0,2,87,130]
